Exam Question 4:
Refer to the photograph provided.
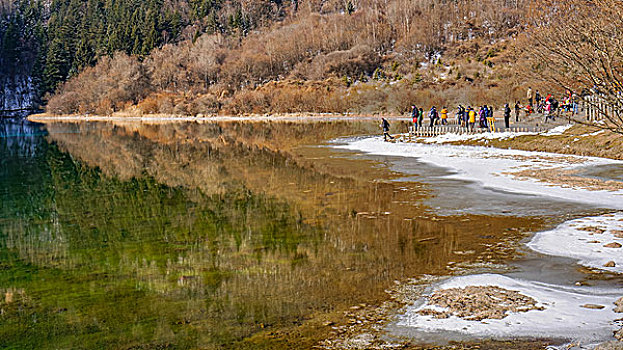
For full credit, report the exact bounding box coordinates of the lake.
[0,118,616,349]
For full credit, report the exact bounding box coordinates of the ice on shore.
[334,137,623,209]
[543,124,575,136]
[396,274,621,342]
[528,212,623,273]
[414,124,573,144]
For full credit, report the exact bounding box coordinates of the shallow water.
[0,118,616,349]
[576,164,623,183]
[0,119,539,349]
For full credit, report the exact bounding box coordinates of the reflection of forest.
[0,120,540,349]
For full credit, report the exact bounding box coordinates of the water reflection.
[0,119,540,349]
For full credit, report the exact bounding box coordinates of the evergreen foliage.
[0,0,283,96]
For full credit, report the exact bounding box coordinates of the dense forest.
[1,0,281,97]
[1,0,620,118]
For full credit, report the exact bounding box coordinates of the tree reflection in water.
[0,119,540,349]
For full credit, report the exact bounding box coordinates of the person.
[418,107,424,128]
[571,93,579,116]
[479,106,487,128]
[527,87,533,107]
[504,103,511,128]
[514,101,521,122]
[381,118,394,141]
[551,97,559,120]
[457,105,465,126]
[411,105,419,130]
[468,106,476,130]
[544,101,552,123]
[535,90,542,107]
[440,106,448,125]
[429,106,438,127]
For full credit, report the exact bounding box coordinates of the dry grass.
[468,125,623,160]
[44,0,538,117]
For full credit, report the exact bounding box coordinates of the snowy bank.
[416,124,573,144]
[528,212,623,273]
[334,137,623,209]
[396,274,621,343]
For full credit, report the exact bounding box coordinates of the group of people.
[410,104,518,131]
[410,106,450,128]
[380,88,580,141]
[526,87,579,123]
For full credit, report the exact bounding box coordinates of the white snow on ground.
[334,137,623,209]
[418,124,574,143]
[421,130,538,143]
[528,212,623,273]
[543,124,574,136]
[585,130,607,137]
[397,274,621,342]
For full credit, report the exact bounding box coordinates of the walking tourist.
[381,118,394,141]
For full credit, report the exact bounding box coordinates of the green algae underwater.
[0,119,542,349]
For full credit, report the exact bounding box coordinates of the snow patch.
[334,137,623,209]
[397,274,621,342]
[421,130,538,143]
[542,124,574,136]
[0,75,37,115]
[528,212,623,273]
[418,124,574,144]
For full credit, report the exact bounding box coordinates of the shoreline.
[30,113,623,162]
[27,112,412,124]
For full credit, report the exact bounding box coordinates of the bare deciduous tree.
[528,0,623,134]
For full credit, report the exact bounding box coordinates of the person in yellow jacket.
[440,107,448,125]
[467,106,476,130]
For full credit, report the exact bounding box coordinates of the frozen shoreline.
[334,137,623,209]
[396,274,621,343]
[528,212,623,273]
[418,124,574,144]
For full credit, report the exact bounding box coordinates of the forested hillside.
[2,0,619,119]
[1,0,287,96]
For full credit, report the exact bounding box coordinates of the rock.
[578,226,606,234]
[612,230,623,238]
[614,297,623,313]
[581,304,606,310]
[604,242,622,248]
[616,327,623,341]
[605,261,617,267]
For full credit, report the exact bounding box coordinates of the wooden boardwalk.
[391,124,549,142]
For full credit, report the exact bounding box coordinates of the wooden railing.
[583,94,621,121]
[392,125,547,142]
